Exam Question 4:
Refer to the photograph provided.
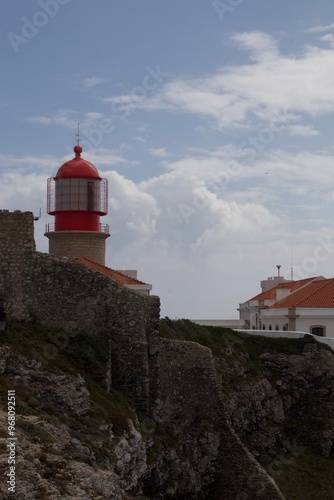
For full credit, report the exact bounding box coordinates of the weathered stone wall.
[0,210,160,413]
[0,210,36,305]
[152,339,222,424]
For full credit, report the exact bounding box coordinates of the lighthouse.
[45,145,110,265]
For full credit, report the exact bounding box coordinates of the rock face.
[0,346,91,416]
[0,337,285,499]
[261,342,334,457]
[218,337,334,461]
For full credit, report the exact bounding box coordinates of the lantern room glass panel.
[47,177,108,215]
[54,178,104,212]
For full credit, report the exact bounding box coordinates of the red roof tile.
[76,257,148,286]
[269,278,334,309]
[248,277,316,302]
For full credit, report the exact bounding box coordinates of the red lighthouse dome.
[56,145,101,179]
[47,146,108,232]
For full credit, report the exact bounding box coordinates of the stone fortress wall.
[0,210,160,413]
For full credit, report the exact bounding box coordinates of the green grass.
[2,318,109,383]
[0,318,136,436]
[159,317,240,354]
[268,447,334,500]
[159,318,325,364]
[159,319,334,395]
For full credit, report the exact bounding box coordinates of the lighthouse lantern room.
[45,145,110,265]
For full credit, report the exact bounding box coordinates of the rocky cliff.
[0,319,285,499]
[159,320,334,499]
[0,211,333,498]
[1,318,334,499]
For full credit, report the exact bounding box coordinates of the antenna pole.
[76,123,81,145]
[291,247,294,280]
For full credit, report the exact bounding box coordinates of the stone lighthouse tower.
[45,145,110,265]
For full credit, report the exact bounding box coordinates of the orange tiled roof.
[269,278,334,309]
[248,277,316,302]
[76,257,148,286]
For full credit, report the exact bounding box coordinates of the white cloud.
[148,147,169,158]
[0,171,47,238]
[195,124,206,133]
[248,150,334,198]
[134,136,146,143]
[231,31,279,61]
[86,148,136,167]
[288,124,319,136]
[103,94,142,106]
[83,76,104,89]
[26,116,52,125]
[85,112,103,121]
[137,123,148,133]
[108,154,282,258]
[25,110,110,135]
[308,23,334,33]
[106,171,160,244]
[81,112,104,129]
[319,34,334,47]
[190,201,279,254]
[26,109,77,129]
[0,154,63,174]
[113,32,334,131]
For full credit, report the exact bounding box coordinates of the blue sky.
[2,1,334,318]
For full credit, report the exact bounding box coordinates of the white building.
[239,275,334,337]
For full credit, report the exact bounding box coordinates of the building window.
[269,324,272,330]
[310,325,325,337]
[275,324,279,331]
[262,324,266,330]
